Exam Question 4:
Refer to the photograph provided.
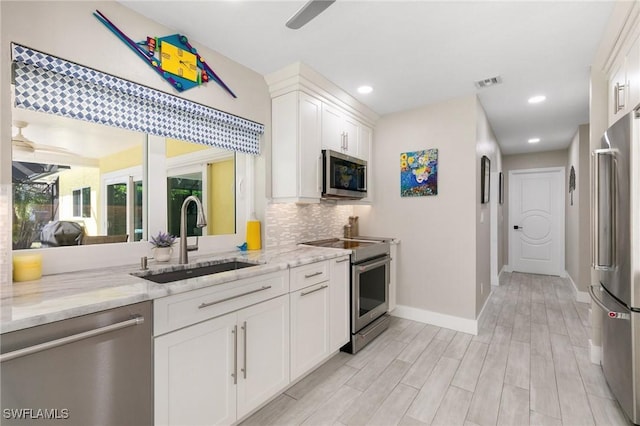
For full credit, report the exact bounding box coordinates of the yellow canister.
[246,215,261,251]
[13,253,43,282]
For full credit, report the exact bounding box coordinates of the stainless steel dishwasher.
[1,301,152,426]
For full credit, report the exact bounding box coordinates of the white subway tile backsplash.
[265,203,354,247]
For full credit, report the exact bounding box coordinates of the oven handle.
[356,255,391,273]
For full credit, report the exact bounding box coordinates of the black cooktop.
[304,238,379,250]
[302,237,391,262]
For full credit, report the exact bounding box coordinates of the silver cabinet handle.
[589,285,630,320]
[232,325,238,384]
[301,284,328,297]
[241,321,247,379]
[304,271,323,279]
[198,285,272,309]
[615,82,626,113]
[336,258,350,263]
[0,316,144,363]
[345,132,349,151]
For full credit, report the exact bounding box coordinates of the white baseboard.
[566,272,591,303]
[392,304,478,335]
[493,266,508,287]
[589,339,602,365]
[503,265,513,273]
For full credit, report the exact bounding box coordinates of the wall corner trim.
[566,272,591,304]
[391,305,478,335]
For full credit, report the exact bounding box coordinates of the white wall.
[475,98,502,315]
[0,1,272,278]
[355,95,478,321]
[565,124,590,293]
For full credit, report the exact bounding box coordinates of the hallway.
[241,272,630,426]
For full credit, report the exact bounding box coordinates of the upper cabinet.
[607,25,640,125]
[266,63,379,203]
[321,103,359,157]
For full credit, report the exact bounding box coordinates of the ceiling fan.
[12,120,72,155]
[286,0,335,29]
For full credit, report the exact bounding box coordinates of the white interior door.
[509,167,565,276]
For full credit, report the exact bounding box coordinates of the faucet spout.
[179,195,207,264]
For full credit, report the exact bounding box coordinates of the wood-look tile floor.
[240,272,632,426]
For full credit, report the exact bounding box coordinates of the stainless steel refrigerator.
[590,110,640,425]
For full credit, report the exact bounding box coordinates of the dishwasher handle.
[0,315,145,363]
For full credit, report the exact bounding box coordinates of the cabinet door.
[627,35,640,113]
[358,124,372,162]
[342,115,359,157]
[290,282,331,381]
[322,103,345,152]
[236,295,290,419]
[299,92,323,199]
[330,256,351,351]
[155,312,237,426]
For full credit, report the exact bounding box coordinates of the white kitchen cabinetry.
[289,261,330,381]
[322,103,359,157]
[154,271,290,426]
[272,91,322,203]
[236,296,290,419]
[608,34,640,125]
[266,63,379,204]
[290,280,330,381]
[155,295,289,426]
[329,255,350,351]
[155,312,236,426]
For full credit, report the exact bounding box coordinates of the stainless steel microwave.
[322,149,367,199]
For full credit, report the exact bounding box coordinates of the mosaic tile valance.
[11,43,263,155]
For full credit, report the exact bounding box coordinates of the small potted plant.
[150,231,176,262]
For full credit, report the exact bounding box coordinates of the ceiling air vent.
[475,76,502,89]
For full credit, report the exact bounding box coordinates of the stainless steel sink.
[135,261,259,284]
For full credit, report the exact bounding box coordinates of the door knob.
[513,225,523,230]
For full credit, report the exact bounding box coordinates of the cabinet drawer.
[290,261,329,292]
[154,270,289,335]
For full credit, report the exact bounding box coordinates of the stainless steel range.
[303,237,391,353]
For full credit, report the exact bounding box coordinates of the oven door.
[352,255,390,333]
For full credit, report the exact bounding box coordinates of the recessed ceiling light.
[357,85,373,94]
[528,95,546,104]
[528,138,541,144]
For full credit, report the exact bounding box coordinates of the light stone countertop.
[1,245,351,334]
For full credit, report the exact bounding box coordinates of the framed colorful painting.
[400,149,438,197]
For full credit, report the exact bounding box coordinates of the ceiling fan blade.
[286,0,335,29]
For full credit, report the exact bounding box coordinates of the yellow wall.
[208,159,235,235]
[166,138,208,158]
[99,145,143,174]
[57,166,101,236]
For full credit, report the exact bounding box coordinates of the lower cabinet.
[154,257,351,424]
[154,295,290,426]
[290,281,330,381]
[289,256,351,382]
[329,255,350,351]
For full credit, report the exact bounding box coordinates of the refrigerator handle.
[592,148,618,270]
[589,285,630,320]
